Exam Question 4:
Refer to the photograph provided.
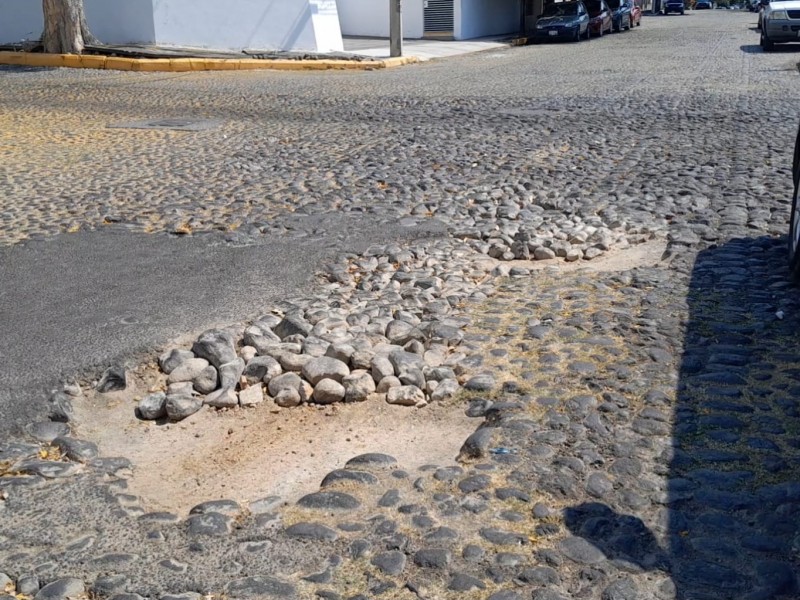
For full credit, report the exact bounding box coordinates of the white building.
[0,0,344,53]
[337,0,524,40]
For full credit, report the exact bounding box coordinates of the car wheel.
[761,28,774,50]
[789,122,800,277]
[574,27,581,41]
[680,9,685,13]
[597,25,603,36]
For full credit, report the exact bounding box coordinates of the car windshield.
[542,2,579,16]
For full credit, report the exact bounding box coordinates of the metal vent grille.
[424,0,454,32]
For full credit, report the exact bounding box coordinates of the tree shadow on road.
[566,236,800,599]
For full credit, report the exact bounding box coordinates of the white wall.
[0,0,343,52]
[456,0,521,39]
[336,0,424,39]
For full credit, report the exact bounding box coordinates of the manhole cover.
[108,118,222,131]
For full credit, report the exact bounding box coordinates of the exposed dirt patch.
[75,378,477,516]
[72,239,666,516]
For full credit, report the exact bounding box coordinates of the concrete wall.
[456,0,521,39]
[0,0,343,52]
[336,0,424,39]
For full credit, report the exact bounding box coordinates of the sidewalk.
[343,35,517,61]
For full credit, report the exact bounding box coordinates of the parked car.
[760,0,800,49]
[789,121,800,276]
[630,0,644,24]
[532,0,591,42]
[757,0,770,28]
[696,0,713,7]
[663,0,686,13]
[608,0,634,29]
[586,0,615,35]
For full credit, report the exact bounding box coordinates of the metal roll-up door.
[424,0,454,35]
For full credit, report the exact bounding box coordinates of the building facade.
[337,0,523,40]
[0,0,343,53]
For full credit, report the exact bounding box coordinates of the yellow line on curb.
[0,51,419,72]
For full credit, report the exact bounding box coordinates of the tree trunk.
[42,0,99,54]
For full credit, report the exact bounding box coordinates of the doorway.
[423,0,455,38]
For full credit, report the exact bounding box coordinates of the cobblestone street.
[1,9,800,600]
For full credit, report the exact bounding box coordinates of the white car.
[761,0,800,50]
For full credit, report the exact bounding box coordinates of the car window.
[585,0,602,11]
[543,2,580,15]
[607,0,622,8]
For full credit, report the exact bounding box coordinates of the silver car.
[761,0,800,50]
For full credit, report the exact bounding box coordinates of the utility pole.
[390,0,403,57]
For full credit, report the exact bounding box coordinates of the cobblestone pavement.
[2,10,800,600]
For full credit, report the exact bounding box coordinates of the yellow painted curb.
[0,51,419,72]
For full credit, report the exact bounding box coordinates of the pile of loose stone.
[138,239,508,423]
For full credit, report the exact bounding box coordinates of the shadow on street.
[566,236,800,599]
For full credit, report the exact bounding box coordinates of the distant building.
[337,0,524,40]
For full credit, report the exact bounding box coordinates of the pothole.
[73,373,477,515]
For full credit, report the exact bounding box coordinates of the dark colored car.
[532,1,591,42]
[663,0,686,13]
[608,0,634,30]
[695,0,713,7]
[586,0,614,35]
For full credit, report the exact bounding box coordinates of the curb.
[0,51,418,72]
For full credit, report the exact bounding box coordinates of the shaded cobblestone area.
[1,11,800,600]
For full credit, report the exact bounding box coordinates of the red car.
[585,0,614,36]
[630,0,642,26]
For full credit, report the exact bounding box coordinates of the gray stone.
[431,379,460,401]
[586,472,614,498]
[165,394,203,421]
[386,385,426,406]
[96,366,127,393]
[167,358,209,383]
[343,370,376,402]
[560,536,606,564]
[313,379,346,404]
[249,496,283,514]
[218,358,245,389]
[345,453,397,469]
[26,421,69,443]
[53,437,98,462]
[275,388,302,407]
[268,372,303,397]
[376,376,402,393]
[371,551,406,576]
[279,352,312,372]
[34,579,85,600]
[274,314,313,339]
[186,512,231,536]
[191,329,237,368]
[16,459,82,479]
[464,373,496,392]
[413,548,452,569]
[192,366,218,394]
[204,387,238,408]
[92,575,129,597]
[321,469,378,487]
[371,356,395,382]
[326,343,356,364]
[602,578,639,600]
[224,577,296,599]
[137,392,167,420]
[386,320,423,345]
[389,351,425,375]
[448,573,485,592]
[303,357,350,385]
[239,384,264,406]
[285,522,338,541]
[159,349,194,374]
[243,356,282,384]
[459,427,499,459]
[298,491,360,511]
[190,499,241,516]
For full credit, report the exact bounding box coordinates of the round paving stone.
[34,579,84,600]
[297,491,360,511]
